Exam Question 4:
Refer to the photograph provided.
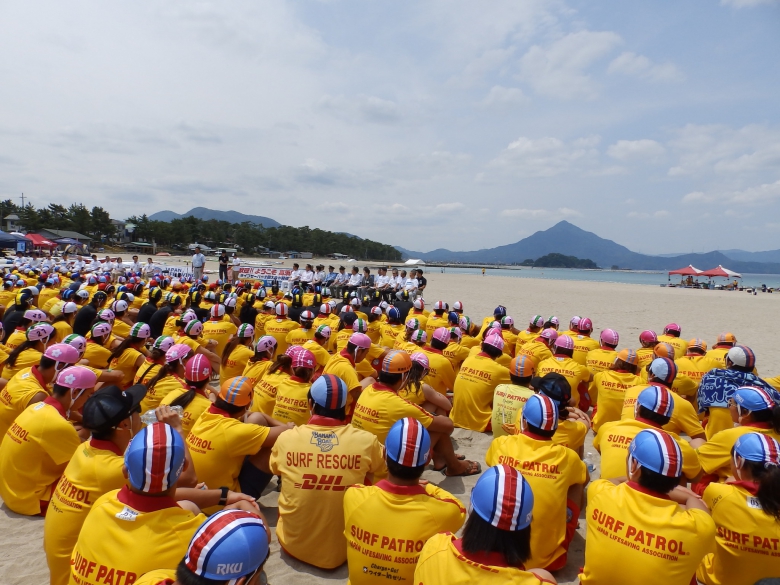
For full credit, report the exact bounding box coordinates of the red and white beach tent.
[701,265,742,278]
[668,265,703,276]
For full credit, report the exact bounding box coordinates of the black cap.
[82,384,147,434]
[531,372,571,406]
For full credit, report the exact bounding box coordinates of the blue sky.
[0,0,778,253]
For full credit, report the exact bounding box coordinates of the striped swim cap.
[629,429,682,478]
[125,422,186,492]
[385,418,430,467]
[471,465,534,531]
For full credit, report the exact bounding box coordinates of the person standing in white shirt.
[142,258,156,279]
[230,253,241,282]
[191,246,206,281]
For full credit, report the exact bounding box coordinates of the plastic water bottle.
[140,405,184,425]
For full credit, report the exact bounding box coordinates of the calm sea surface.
[436,267,780,289]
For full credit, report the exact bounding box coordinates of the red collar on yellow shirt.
[635,416,663,429]
[744,421,772,430]
[725,480,759,495]
[338,349,356,367]
[116,485,180,512]
[43,395,67,418]
[30,364,48,389]
[375,479,427,496]
[208,404,233,417]
[371,382,396,394]
[451,536,524,569]
[521,429,552,442]
[308,415,346,427]
[90,438,123,456]
[626,481,671,501]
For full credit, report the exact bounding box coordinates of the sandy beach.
[2,264,778,585]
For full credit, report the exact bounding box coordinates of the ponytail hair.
[249,349,272,364]
[406,361,426,395]
[6,340,37,368]
[146,362,178,391]
[169,378,209,409]
[268,354,292,375]
[292,366,314,382]
[109,336,144,363]
[751,404,780,434]
[221,337,241,367]
[744,459,780,520]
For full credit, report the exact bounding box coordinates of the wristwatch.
[219,486,229,506]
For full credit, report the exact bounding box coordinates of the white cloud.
[386,203,411,214]
[488,134,601,176]
[607,52,684,82]
[721,0,779,7]
[451,48,516,88]
[317,94,401,124]
[628,210,670,219]
[587,165,628,176]
[480,85,528,107]
[519,31,622,99]
[502,207,582,218]
[681,180,780,205]
[316,200,350,212]
[728,180,780,204]
[682,191,709,203]
[434,202,466,213]
[503,208,548,218]
[668,124,780,177]
[607,139,666,161]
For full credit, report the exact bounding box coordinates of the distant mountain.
[397,221,780,274]
[147,210,181,222]
[717,249,780,263]
[656,249,780,263]
[148,207,280,228]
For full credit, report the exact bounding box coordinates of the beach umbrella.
[668,265,703,276]
[701,265,742,278]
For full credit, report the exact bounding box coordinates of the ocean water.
[436,266,780,289]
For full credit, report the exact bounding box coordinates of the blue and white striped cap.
[629,428,682,478]
[184,509,269,580]
[471,465,534,531]
[385,418,431,467]
[637,385,675,418]
[521,394,559,432]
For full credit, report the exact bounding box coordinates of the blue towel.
[697,368,780,411]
